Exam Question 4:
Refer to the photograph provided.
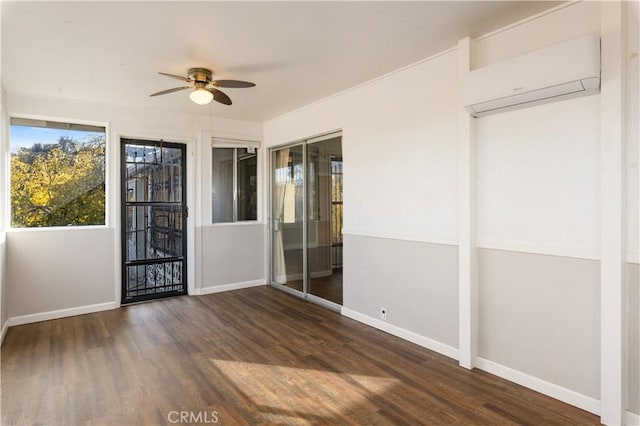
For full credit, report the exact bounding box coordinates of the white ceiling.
[2,1,561,122]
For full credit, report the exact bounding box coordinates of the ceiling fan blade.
[211,79,256,88]
[209,88,232,105]
[158,72,191,82]
[149,86,190,97]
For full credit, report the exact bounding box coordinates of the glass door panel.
[271,145,305,292]
[307,137,343,305]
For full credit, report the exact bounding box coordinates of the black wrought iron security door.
[121,139,187,304]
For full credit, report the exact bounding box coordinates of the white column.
[600,1,626,424]
[458,37,478,369]
[192,130,210,294]
[111,128,122,305]
[0,5,5,230]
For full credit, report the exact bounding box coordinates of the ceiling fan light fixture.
[152,68,253,105]
[189,88,213,105]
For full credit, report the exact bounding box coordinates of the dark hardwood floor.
[286,268,343,305]
[2,286,598,425]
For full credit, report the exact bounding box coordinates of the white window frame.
[7,115,110,231]
[211,137,260,224]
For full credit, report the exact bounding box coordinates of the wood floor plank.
[1,286,599,425]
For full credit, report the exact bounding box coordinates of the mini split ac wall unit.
[463,34,601,117]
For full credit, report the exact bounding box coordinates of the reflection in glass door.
[270,134,343,306]
[271,145,305,292]
[121,139,187,304]
[307,136,343,305]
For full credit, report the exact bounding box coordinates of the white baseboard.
[7,301,118,327]
[627,410,640,426]
[1,321,8,345]
[195,279,266,295]
[474,357,601,415]
[341,307,459,360]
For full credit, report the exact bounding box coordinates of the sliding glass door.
[270,134,343,306]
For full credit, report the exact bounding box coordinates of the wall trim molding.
[343,228,457,247]
[195,279,266,295]
[475,357,600,415]
[627,410,640,426]
[475,1,577,41]
[0,321,8,345]
[7,301,118,327]
[341,307,459,361]
[341,231,605,263]
[476,239,600,261]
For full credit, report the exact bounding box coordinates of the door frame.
[116,133,195,305]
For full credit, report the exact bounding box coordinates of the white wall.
[625,0,640,417]
[0,84,8,341]
[1,0,636,420]
[264,47,461,357]
[475,96,600,258]
[265,49,459,244]
[628,263,639,416]
[345,236,458,351]
[264,0,637,420]
[197,224,265,290]
[0,0,8,337]
[477,249,600,399]
[0,232,6,339]
[193,130,266,292]
[4,93,263,319]
[474,1,603,410]
[474,1,601,259]
[627,0,640,267]
[7,228,115,318]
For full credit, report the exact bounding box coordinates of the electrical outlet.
[380,307,387,320]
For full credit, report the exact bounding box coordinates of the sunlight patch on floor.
[209,359,399,423]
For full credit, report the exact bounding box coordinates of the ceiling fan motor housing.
[188,67,212,84]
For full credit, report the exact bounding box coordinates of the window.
[331,157,343,268]
[9,118,106,228]
[331,157,343,245]
[212,139,258,223]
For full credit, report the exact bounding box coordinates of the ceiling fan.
[150,67,255,105]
